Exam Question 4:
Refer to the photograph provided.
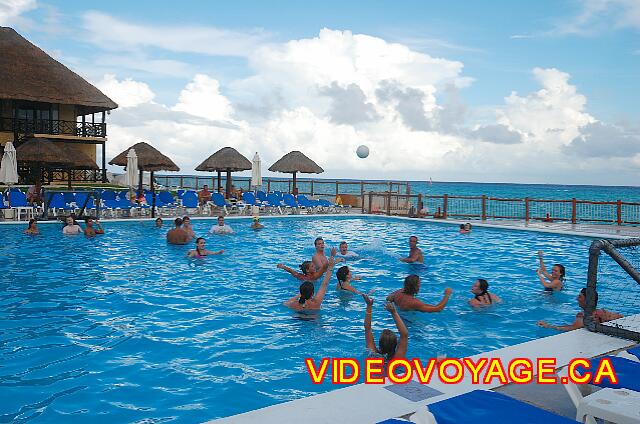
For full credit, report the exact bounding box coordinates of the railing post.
[361,190,365,213]
[525,197,529,222]
[360,181,364,197]
[571,198,577,224]
[336,181,339,198]
[311,180,314,196]
[387,191,391,215]
[617,200,622,225]
[368,192,373,214]
[481,195,487,221]
[267,179,271,192]
[417,193,422,217]
[443,194,448,219]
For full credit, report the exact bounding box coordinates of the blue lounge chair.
[256,190,267,203]
[266,193,283,214]
[296,194,319,213]
[181,191,199,213]
[282,193,300,214]
[211,192,237,215]
[9,191,34,220]
[378,390,578,424]
[101,190,117,201]
[74,193,96,213]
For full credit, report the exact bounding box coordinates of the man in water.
[84,217,104,237]
[401,235,424,263]
[250,216,264,229]
[312,237,337,270]
[155,217,163,227]
[210,216,234,234]
[537,288,623,331]
[387,275,452,312]
[167,217,189,244]
[336,241,359,260]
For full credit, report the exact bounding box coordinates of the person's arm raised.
[362,294,377,352]
[417,288,452,312]
[277,263,306,280]
[386,302,408,358]
[314,257,335,305]
[538,250,552,280]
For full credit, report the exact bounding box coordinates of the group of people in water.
[23,212,624,362]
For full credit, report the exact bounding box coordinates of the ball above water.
[356,145,370,159]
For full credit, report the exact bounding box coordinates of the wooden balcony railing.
[0,117,107,138]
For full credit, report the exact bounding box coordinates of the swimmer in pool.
[336,241,359,260]
[536,250,565,291]
[155,217,163,228]
[400,235,424,263]
[468,279,501,307]
[312,238,338,269]
[182,216,196,241]
[363,294,408,361]
[250,216,264,229]
[537,288,623,331]
[277,260,329,281]
[335,265,362,294]
[24,219,39,235]
[284,257,335,311]
[187,237,223,257]
[386,275,452,312]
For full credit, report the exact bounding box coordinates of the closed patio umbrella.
[0,142,19,206]
[125,148,138,189]
[251,152,262,190]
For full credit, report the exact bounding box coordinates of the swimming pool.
[0,216,634,422]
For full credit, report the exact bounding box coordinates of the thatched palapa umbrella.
[195,147,251,198]
[109,141,180,217]
[268,151,324,194]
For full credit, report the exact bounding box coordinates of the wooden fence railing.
[364,193,640,226]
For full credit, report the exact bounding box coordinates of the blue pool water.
[0,216,635,422]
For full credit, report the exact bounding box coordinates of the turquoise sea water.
[155,175,640,203]
[0,216,636,422]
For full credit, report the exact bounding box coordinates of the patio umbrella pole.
[150,171,156,218]
[292,171,297,195]
[67,169,72,189]
[225,170,232,199]
[138,169,144,196]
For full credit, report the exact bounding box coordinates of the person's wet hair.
[554,264,566,281]
[339,241,347,247]
[409,235,418,242]
[336,266,350,282]
[299,261,313,275]
[182,216,190,222]
[174,218,183,227]
[27,218,36,229]
[378,329,398,360]
[298,281,314,304]
[580,287,598,305]
[460,224,465,229]
[314,237,323,247]
[195,237,205,244]
[403,275,420,295]
[477,278,489,294]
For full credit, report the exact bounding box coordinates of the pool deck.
[208,326,639,424]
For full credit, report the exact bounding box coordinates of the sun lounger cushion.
[627,345,640,360]
[576,356,640,391]
[427,390,577,424]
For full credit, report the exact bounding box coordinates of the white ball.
[356,145,369,159]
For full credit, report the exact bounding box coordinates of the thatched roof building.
[0,27,117,113]
[109,142,179,172]
[195,147,251,172]
[269,151,324,174]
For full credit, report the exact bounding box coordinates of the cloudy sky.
[2,0,639,185]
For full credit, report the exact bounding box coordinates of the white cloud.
[100,30,638,185]
[554,0,640,35]
[81,11,270,57]
[95,74,155,108]
[0,0,37,26]
[496,68,594,149]
[173,74,234,122]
